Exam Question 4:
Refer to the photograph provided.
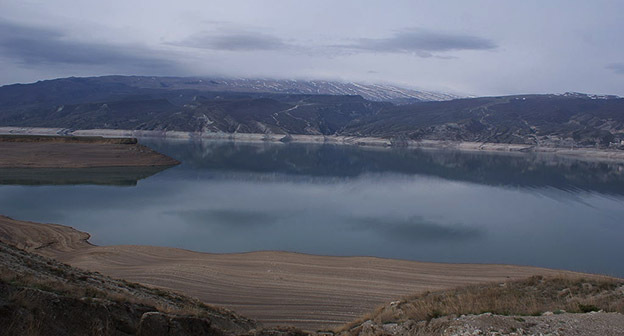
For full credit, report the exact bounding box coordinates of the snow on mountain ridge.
[99,76,460,103]
[207,79,461,103]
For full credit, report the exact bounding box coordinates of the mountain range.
[0,76,623,148]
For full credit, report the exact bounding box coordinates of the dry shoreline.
[0,215,586,330]
[2,126,624,163]
[0,133,179,168]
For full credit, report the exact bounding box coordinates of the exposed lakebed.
[1,139,623,277]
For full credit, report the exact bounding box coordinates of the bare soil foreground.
[0,134,179,168]
[0,215,587,331]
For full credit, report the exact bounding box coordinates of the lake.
[1,139,623,277]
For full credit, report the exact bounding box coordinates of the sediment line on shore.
[2,126,624,163]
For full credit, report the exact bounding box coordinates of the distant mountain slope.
[342,94,624,147]
[0,76,457,107]
[0,76,623,148]
[92,76,460,104]
[0,88,387,134]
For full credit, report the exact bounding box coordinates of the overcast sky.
[1,0,623,96]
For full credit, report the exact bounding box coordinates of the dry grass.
[338,275,624,332]
[0,242,244,321]
[0,240,259,335]
[0,265,234,320]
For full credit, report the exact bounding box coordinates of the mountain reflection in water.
[150,139,624,195]
[0,166,173,186]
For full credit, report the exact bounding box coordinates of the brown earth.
[0,240,257,336]
[0,216,579,331]
[0,135,179,168]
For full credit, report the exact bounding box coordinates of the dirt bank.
[0,134,179,168]
[0,215,578,330]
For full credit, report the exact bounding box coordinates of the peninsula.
[0,134,179,168]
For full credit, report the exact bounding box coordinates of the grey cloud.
[336,29,497,56]
[0,21,176,71]
[173,30,288,51]
[173,27,495,57]
[606,63,624,75]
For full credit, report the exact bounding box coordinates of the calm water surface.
[1,139,623,277]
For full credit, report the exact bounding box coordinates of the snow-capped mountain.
[95,76,460,104]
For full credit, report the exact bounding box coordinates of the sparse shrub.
[336,275,624,332]
[578,303,599,313]
[426,310,443,321]
[49,267,67,277]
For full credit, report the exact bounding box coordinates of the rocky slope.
[342,93,624,147]
[0,241,259,336]
[108,76,459,103]
[343,311,624,336]
[338,276,624,336]
[0,76,457,105]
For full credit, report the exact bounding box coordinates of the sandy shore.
[0,134,179,168]
[2,126,624,163]
[0,215,578,330]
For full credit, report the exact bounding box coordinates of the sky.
[1,0,623,96]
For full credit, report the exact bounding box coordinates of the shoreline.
[2,126,624,163]
[0,215,596,330]
[0,132,180,168]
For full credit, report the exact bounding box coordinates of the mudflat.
[0,135,179,168]
[0,215,577,330]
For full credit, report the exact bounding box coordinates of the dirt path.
[0,215,577,330]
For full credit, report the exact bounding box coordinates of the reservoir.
[1,139,623,277]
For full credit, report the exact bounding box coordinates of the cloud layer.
[607,63,624,75]
[337,29,497,57]
[1,1,623,95]
[0,21,177,73]
[175,29,288,51]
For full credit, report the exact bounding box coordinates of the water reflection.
[145,139,624,195]
[0,166,172,186]
[171,209,282,229]
[347,216,482,242]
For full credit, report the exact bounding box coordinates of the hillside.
[342,93,624,147]
[0,241,259,336]
[338,275,624,336]
[0,76,453,109]
[90,76,460,104]
[1,77,624,149]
